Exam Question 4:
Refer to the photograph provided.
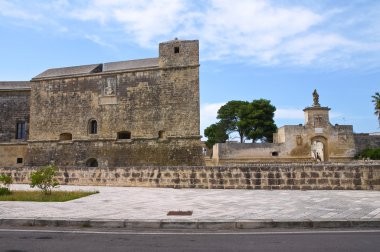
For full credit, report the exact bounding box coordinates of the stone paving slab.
[0,184,379,229]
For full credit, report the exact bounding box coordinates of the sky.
[0,0,379,139]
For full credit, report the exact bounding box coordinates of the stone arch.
[311,136,328,162]
[86,158,98,167]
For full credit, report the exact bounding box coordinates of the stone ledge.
[1,218,380,230]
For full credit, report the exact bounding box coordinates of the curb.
[1,218,380,230]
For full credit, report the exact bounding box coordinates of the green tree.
[372,92,380,126]
[214,99,277,143]
[246,99,277,142]
[217,100,250,143]
[0,174,13,195]
[0,174,13,188]
[30,165,60,195]
[204,122,229,149]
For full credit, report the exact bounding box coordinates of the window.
[158,130,166,139]
[117,131,131,140]
[86,158,98,167]
[16,122,26,139]
[59,133,72,141]
[271,152,279,157]
[89,120,97,134]
[174,46,179,54]
[17,158,23,164]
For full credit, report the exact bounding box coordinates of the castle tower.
[159,39,199,68]
[303,89,331,128]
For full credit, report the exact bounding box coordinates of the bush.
[0,174,12,188]
[0,187,11,196]
[30,165,60,195]
[358,148,380,160]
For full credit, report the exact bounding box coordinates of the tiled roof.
[33,58,159,79]
[103,58,158,72]
[0,81,31,90]
[33,64,102,79]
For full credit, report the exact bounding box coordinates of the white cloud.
[70,0,187,47]
[194,0,324,62]
[0,0,41,20]
[1,0,380,69]
[84,34,115,49]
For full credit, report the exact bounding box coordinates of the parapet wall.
[1,163,379,190]
[354,133,380,153]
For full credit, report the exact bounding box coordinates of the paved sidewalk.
[1,184,380,229]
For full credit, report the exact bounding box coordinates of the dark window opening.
[16,122,26,139]
[17,158,23,164]
[158,130,166,139]
[117,131,131,140]
[271,152,279,157]
[174,46,179,54]
[90,120,97,134]
[86,158,98,167]
[59,133,72,141]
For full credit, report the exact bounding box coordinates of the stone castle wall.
[27,139,202,167]
[1,163,379,190]
[27,40,203,167]
[354,133,380,153]
[0,90,30,142]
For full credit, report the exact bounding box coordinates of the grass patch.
[0,190,98,202]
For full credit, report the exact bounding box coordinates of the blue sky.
[0,0,379,138]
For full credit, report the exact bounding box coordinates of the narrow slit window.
[15,122,26,139]
[174,46,179,54]
[90,120,97,134]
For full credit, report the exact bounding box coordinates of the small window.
[117,131,131,140]
[158,130,166,139]
[86,158,98,167]
[17,158,23,164]
[59,133,72,141]
[16,122,26,139]
[174,46,179,54]
[89,120,97,134]
[271,152,279,157]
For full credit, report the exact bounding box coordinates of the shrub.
[358,148,380,160]
[30,165,60,195]
[0,174,12,188]
[0,187,11,196]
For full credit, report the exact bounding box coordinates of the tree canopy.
[204,99,277,147]
[203,122,228,149]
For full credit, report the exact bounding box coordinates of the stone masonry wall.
[0,90,30,142]
[1,163,379,190]
[354,133,380,153]
[27,40,203,166]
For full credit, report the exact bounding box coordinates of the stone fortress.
[0,39,204,167]
[211,89,380,165]
[0,39,379,190]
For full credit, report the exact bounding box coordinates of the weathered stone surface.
[0,82,30,167]
[1,163,378,190]
[23,39,203,167]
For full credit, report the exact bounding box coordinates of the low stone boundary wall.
[1,163,379,190]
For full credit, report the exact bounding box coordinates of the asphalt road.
[0,228,379,252]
